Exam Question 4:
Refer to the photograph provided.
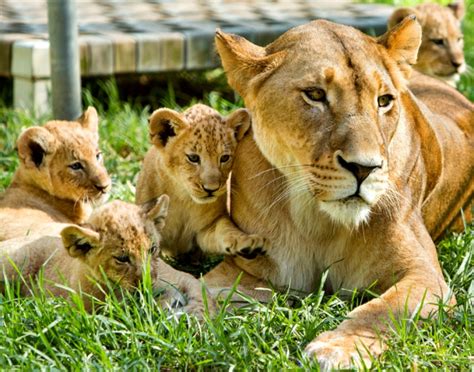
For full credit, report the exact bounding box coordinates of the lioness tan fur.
[0,197,213,315]
[136,104,266,259]
[388,1,465,86]
[0,107,111,241]
[204,17,473,369]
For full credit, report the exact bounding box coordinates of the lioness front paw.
[223,234,267,259]
[304,330,383,371]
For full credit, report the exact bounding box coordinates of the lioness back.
[388,1,465,86]
[136,104,266,259]
[0,107,110,241]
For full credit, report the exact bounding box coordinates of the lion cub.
[0,107,111,241]
[136,104,267,260]
[0,197,213,315]
[388,1,465,86]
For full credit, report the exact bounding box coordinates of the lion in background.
[0,197,214,316]
[0,107,110,242]
[205,15,473,370]
[388,1,466,86]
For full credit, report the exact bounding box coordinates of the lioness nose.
[337,156,381,185]
[94,183,110,192]
[451,60,462,69]
[202,185,219,195]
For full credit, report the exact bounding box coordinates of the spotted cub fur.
[136,104,267,260]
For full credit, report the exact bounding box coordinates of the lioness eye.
[431,39,444,46]
[96,152,102,162]
[114,255,131,264]
[220,155,230,163]
[378,94,394,108]
[69,162,83,170]
[150,243,158,255]
[186,154,200,164]
[302,88,326,103]
[457,37,463,43]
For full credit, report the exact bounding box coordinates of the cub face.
[61,196,169,289]
[16,107,111,203]
[216,17,422,227]
[388,2,465,84]
[148,104,251,204]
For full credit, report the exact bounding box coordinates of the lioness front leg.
[155,259,216,318]
[305,272,451,370]
[197,216,268,259]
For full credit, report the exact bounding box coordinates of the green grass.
[0,0,473,369]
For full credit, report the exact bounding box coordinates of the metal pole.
[47,0,82,120]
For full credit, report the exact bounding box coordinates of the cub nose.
[94,183,110,193]
[451,60,463,69]
[202,185,219,195]
[337,155,381,185]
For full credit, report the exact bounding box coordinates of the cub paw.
[304,329,383,371]
[223,234,267,259]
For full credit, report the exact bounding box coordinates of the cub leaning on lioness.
[388,1,465,86]
[205,16,473,370]
[0,107,111,241]
[0,197,213,315]
[136,104,267,260]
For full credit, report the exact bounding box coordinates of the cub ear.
[448,1,465,20]
[16,127,56,169]
[226,108,251,141]
[77,106,99,133]
[61,225,100,259]
[387,7,420,29]
[141,194,169,231]
[148,108,189,148]
[378,15,422,78]
[215,29,286,101]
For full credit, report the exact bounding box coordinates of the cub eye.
[431,39,444,46]
[96,152,103,162]
[149,243,158,255]
[69,162,83,171]
[457,37,463,43]
[114,255,131,264]
[186,154,200,164]
[220,155,230,163]
[378,94,394,108]
[302,88,326,103]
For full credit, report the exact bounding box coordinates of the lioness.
[0,197,213,315]
[204,17,473,369]
[388,1,465,86]
[0,107,111,241]
[136,104,266,259]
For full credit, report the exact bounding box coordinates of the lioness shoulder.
[136,103,267,260]
[388,1,465,86]
[0,107,111,241]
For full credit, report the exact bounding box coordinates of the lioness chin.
[203,16,473,370]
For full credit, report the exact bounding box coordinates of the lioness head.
[16,107,111,204]
[216,17,422,227]
[148,104,251,204]
[60,195,169,289]
[388,2,465,84]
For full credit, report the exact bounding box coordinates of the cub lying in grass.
[0,107,111,241]
[0,197,213,315]
[136,104,267,260]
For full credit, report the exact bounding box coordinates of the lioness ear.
[77,106,99,133]
[16,127,56,169]
[448,1,465,20]
[215,29,286,100]
[61,225,100,259]
[378,15,421,77]
[142,194,169,230]
[226,108,251,141]
[387,7,419,29]
[148,108,189,148]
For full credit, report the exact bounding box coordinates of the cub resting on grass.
[136,104,267,260]
[0,107,111,241]
[0,197,214,315]
[388,1,465,86]
[205,16,473,370]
